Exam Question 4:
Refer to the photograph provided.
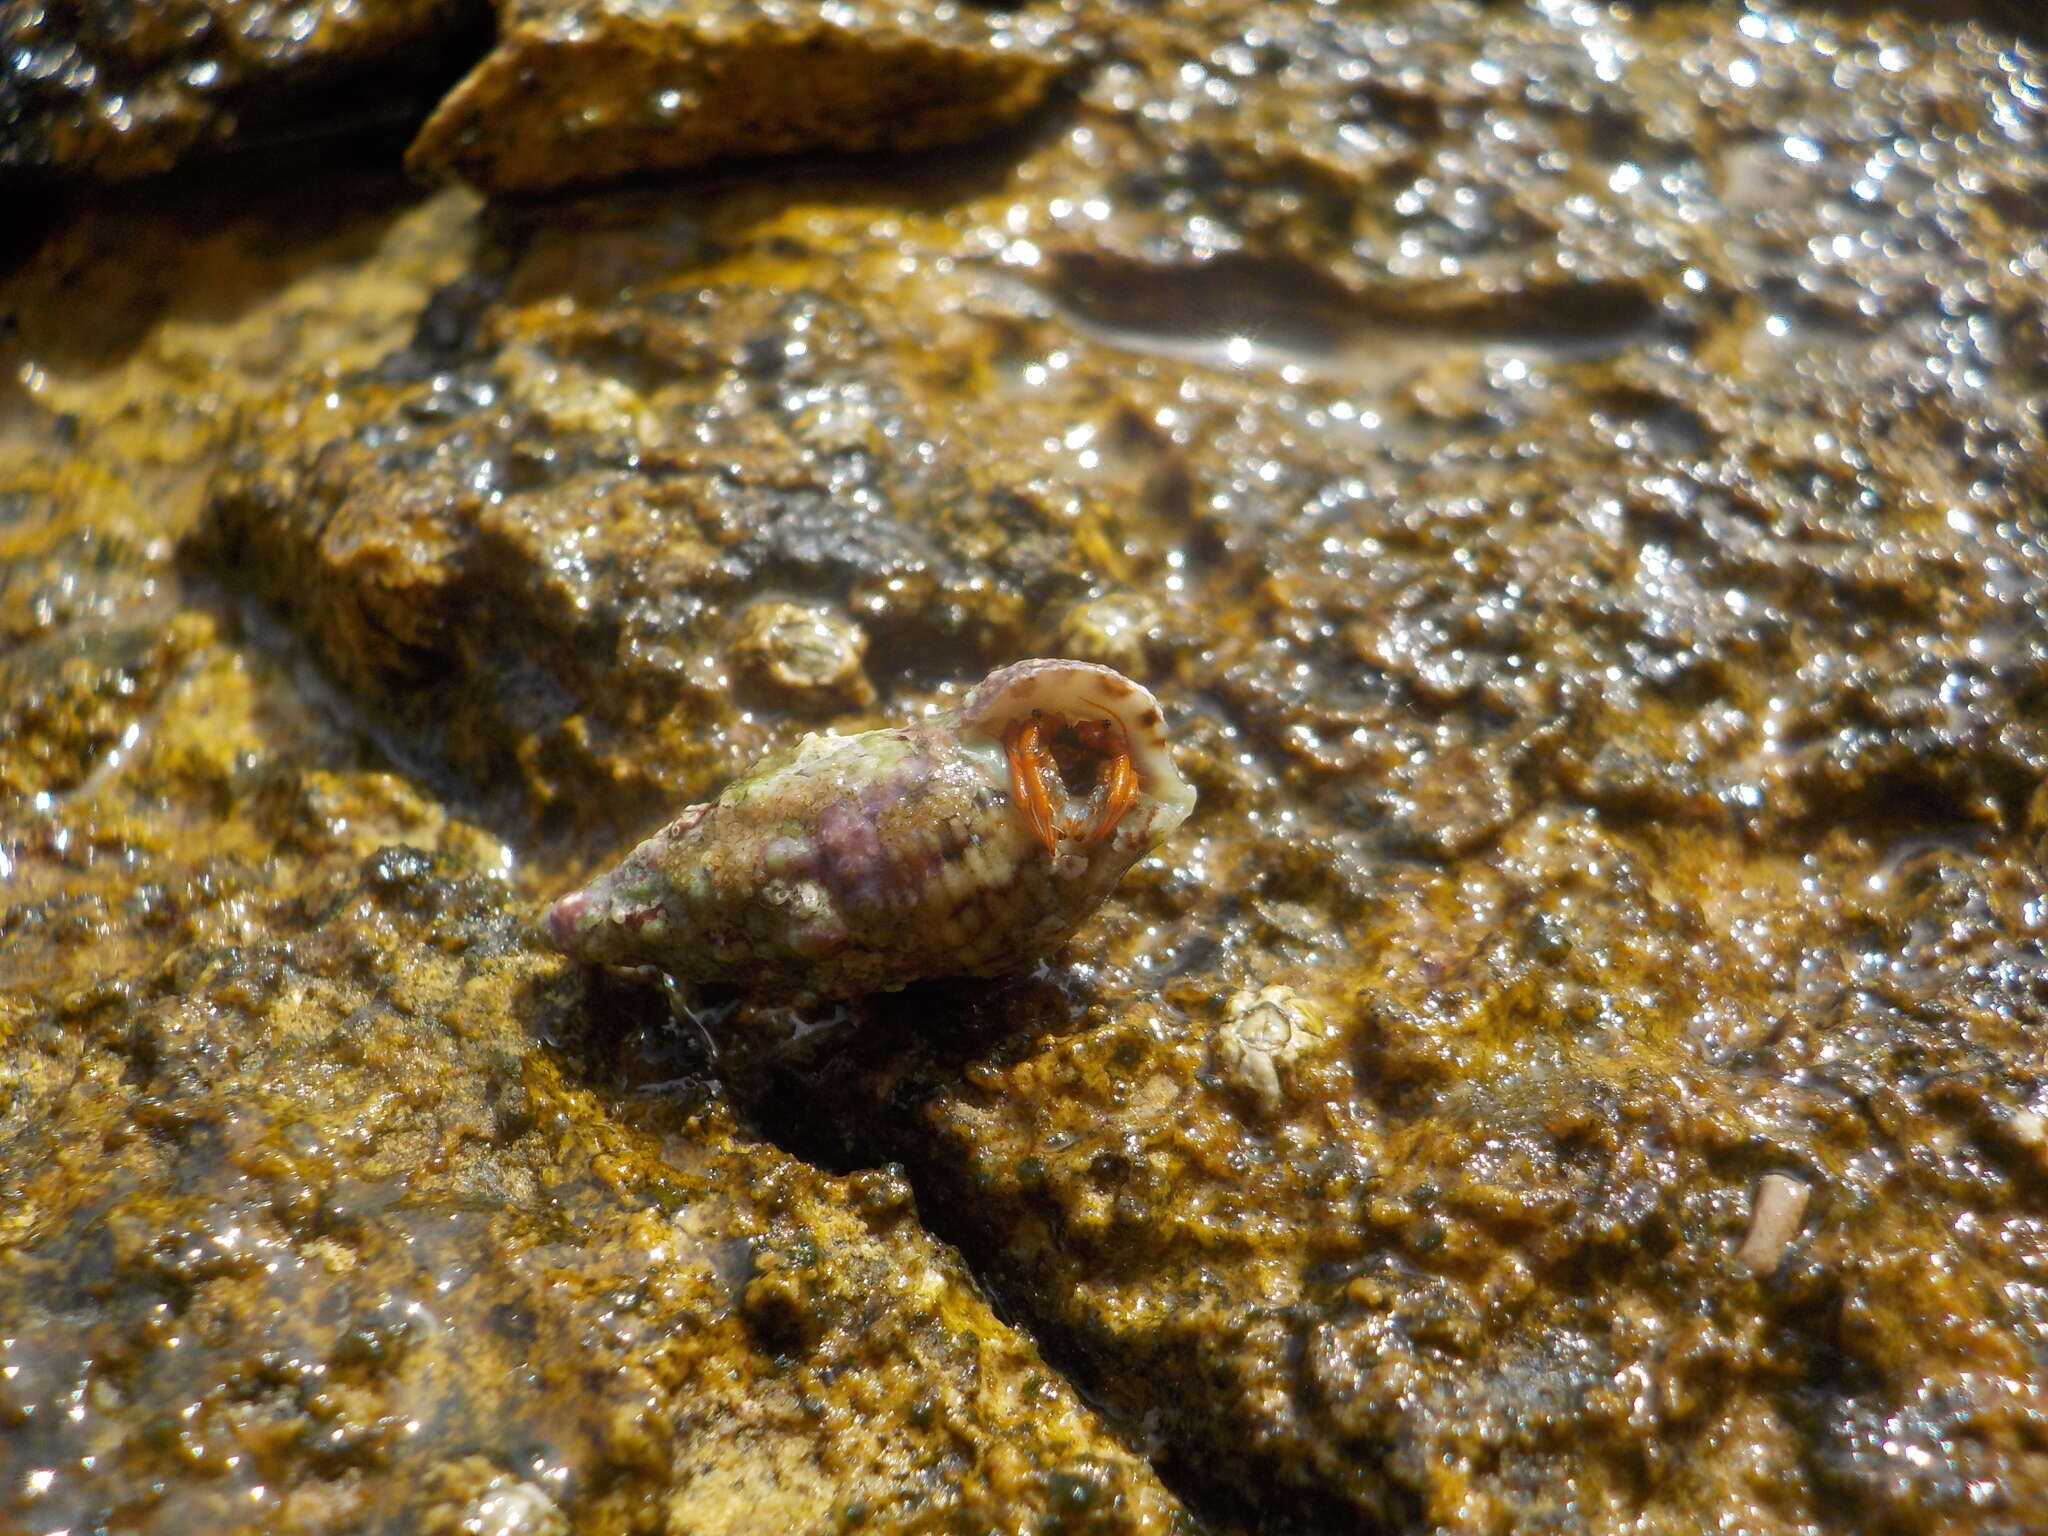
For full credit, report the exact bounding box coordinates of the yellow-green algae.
[1,851,1184,1535]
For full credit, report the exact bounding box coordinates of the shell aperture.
[543,659,1195,997]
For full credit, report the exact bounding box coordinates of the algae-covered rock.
[408,0,1070,195]
[0,459,198,801]
[783,814,2048,1532]
[0,850,1184,1536]
[191,1,2048,1527]
[202,272,1090,852]
[1,449,1181,1536]
[0,0,488,182]
[11,0,2048,1531]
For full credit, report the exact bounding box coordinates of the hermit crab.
[544,659,1195,997]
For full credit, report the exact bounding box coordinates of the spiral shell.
[544,659,1195,996]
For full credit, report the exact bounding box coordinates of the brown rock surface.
[0,850,1183,1535]
[408,0,1071,195]
[2,172,1182,1536]
[9,0,2048,1533]
[202,260,1090,853]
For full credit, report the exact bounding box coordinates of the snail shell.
[544,659,1195,997]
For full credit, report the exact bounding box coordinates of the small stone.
[462,1477,568,1536]
[1996,1108,2048,1176]
[406,0,1069,195]
[1733,1173,1812,1277]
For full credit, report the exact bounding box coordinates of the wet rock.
[0,433,510,1002]
[0,0,489,182]
[646,6,2047,1529]
[2,445,1172,1536]
[1056,591,1160,677]
[0,608,212,799]
[0,853,1183,1536]
[202,277,1087,851]
[17,377,1162,1536]
[210,0,2048,859]
[792,809,2048,1533]
[0,461,166,648]
[409,0,1069,195]
[15,0,2048,1533]
[0,459,196,800]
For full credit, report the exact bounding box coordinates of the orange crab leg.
[1005,718,1061,854]
[1086,744,1139,842]
[1009,713,1140,851]
[1063,715,1139,843]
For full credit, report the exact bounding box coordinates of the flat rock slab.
[409,0,1070,194]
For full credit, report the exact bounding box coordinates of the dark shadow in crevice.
[2,159,428,377]
[700,969,1400,1536]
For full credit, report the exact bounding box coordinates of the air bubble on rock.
[647,87,696,124]
[1214,984,1328,1115]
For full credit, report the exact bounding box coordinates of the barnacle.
[1213,984,1329,1116]
[544,659,1195,996]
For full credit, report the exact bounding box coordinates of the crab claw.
[1004,717,1063,855]
[963,658,1196,855]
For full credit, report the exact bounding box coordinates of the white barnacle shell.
[543,659,1195,997]
[1214,984,1329,1115]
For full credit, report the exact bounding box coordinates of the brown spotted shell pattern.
[544,659,1196,997]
